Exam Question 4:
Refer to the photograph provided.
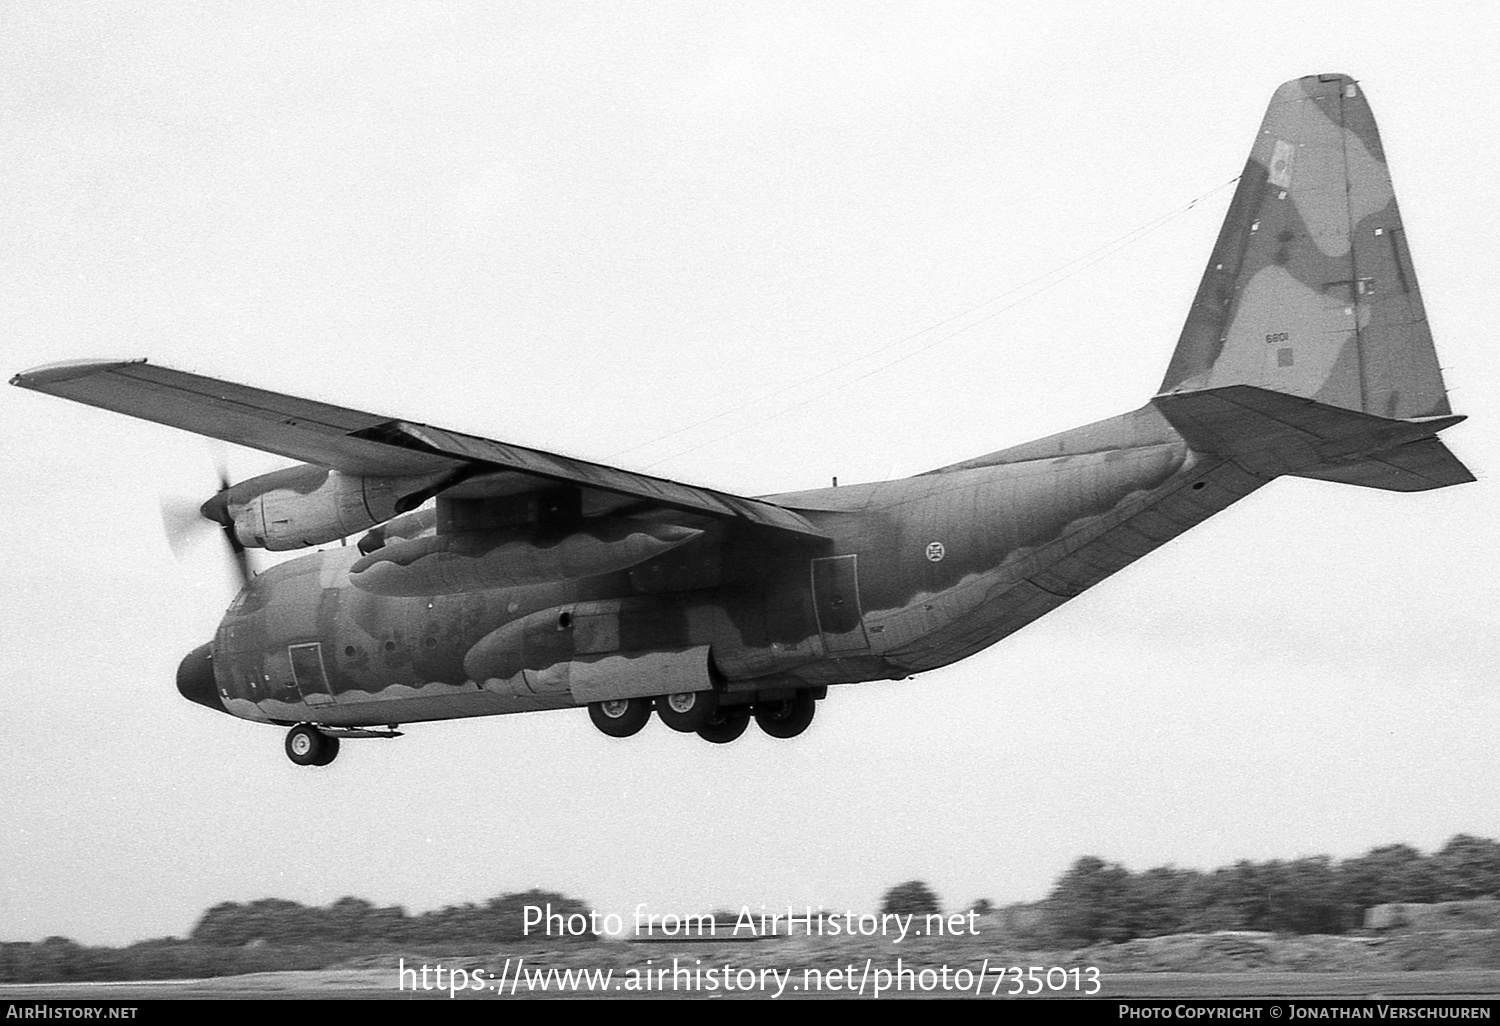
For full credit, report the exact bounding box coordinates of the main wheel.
[588,697,652,737]
[285,724,336,766]
[656,690,718,732]
[697,706,750,744]
[754,691,817,739]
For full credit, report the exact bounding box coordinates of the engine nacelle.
[206,465,446,551]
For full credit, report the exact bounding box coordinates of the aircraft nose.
[176,642,226,712]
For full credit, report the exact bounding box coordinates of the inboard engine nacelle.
[202,464,446,551]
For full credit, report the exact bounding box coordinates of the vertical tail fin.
[1153,74,1471,492]
[1160,73,1452,421]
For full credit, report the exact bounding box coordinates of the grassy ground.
[5,924,1498,997]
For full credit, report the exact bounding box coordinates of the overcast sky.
[4,1,1499,946]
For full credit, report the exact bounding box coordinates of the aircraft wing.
[11,358,828,540]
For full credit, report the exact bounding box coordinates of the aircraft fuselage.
[191,407,1259,728]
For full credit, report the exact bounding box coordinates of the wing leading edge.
[10,359,828,541]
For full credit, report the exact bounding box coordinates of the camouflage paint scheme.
[11,74,1472,742]
[205,423,1229,727]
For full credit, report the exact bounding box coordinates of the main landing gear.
[696,705,750,745]
[586,690,818,744]
[753,690,816,739]
[656,690,718,733]
[587,697,653,737]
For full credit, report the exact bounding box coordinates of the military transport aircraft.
[12,74,1472,765]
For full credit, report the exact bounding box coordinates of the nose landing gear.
[285,724,340,766]
[283,724,403,765]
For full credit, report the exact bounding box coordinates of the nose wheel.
[285,724,340,766]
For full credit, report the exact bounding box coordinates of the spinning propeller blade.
[159,457,253,592]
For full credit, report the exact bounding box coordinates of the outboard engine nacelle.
[202,464,446,551]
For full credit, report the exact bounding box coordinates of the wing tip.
[10,357,147,389]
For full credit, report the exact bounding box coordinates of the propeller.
[159,457,253,593]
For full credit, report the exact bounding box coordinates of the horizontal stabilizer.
[1152,384,1472,490]
[1294,437,1475,492]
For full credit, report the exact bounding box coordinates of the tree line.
[0,888,588,983]
[1034,834,1500,946]
[6,836,1500,982]
[189,889,590,947]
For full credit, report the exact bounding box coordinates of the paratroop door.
[811,555,870,655]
